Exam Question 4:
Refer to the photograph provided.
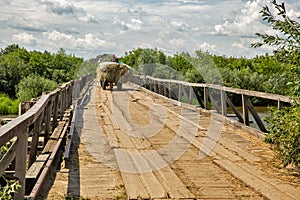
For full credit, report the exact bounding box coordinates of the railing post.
[221,89,227,116]
[44,100,53,145]
[52,91,59,131]
[60,88,66,120]
[242,94,249,126]
[149,79,152,91]
[28,112,43,167]
[168,82,172,98]
[178,83,182,103]
[204,87,209,109]
[14,128,28,200]
[189,86,193,105]
[163,82,167,97]
[278,100,282,110]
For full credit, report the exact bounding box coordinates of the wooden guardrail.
[0,74,92,199]
[131,75,292,133]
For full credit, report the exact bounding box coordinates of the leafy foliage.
[16,74,58,101]
[0,142,20,200]
[0,94,19,115]
[252,0,300,168]
[0,45,84,99]
[265,106,300,167]
[0,178,20,200]
[0,44,91,114]
[251,0,300,65]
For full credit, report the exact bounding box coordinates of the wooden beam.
[226,96,244,123]
[168,82,172,99]
[28,112,43,167]
[14,128,28,200]
[242,95,249,126]
[246,98,268,132]
[178,83,182,103]
[189,86,193,105]
[204,87,209,109]
[221,90,227,116]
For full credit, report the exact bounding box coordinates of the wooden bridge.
[0,74,299,199]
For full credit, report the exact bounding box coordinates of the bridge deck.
[45,81,300,199]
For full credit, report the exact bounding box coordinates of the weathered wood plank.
[26,154,50,179]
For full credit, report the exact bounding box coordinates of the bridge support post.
[178,83,182,103]
[242,94,250,126]
[168,82,172,99]
[14,128,28,200]
[189,86,193,105]
[277,100,282,110]
[204,87,209,109]
[221,89,227,116]
[163,82,167,97]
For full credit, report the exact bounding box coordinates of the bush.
[265,105,300,167]
[16,74,58,101]
[0,94,19,115]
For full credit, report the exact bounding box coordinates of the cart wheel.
[117,82,122,90]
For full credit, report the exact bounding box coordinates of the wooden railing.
[131,75,292,133]
[0,74,92,199]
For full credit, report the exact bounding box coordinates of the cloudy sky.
[0,0,299,59]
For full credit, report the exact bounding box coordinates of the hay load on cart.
[97,62,133,90]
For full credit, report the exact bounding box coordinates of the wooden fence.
[131,75,292,133]
[0,74,91,199]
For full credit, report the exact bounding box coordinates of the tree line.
[0,44,97,115]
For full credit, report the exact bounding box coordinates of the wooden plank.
[42,122,65,154]
[219,137,260,162]
[26,154,50,179]
[114,149,149,199]
[214,159,297,200]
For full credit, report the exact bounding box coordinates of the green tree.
[251,0,300,65]
[16,74,58,101]
[252,0,300,169]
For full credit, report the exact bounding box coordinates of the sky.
[0,0,299,59]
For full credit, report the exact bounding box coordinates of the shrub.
[0,94,19,115]
[16,74,58,101]
[265,105,300,168]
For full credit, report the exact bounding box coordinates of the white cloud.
[114,17,143,30]
[214,0,266,36]
[169,19,189,32]
[12,32,37,45]
[37,0,98,23]
[0,0,299,58]
[42,31,113,50]
[169,38,187,48]
[200,42,216,51]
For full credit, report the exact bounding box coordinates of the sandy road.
[46,82,300,199]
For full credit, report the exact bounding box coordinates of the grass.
[0,94,19,115]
